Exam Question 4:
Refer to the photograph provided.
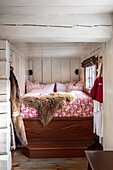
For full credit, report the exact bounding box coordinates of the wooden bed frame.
[22,117,100,158]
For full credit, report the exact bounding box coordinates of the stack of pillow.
[26,80,55,93]
[56,80,83,92]
[26,80,84,94]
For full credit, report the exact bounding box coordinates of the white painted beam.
[12,42,100,49]
[10,37,112,43]
[0,0,113,7]
[0,14,112,26]
[0,6,113,15]
[0,25,112,42]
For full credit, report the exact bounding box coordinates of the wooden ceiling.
[12,42,101,58]
[0,0,113,57]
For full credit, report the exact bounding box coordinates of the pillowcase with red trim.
[67,80,83,92]
[26,80,42,93]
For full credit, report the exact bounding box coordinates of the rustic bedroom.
[0,1,113,170]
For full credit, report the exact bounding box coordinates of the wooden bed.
[22,117,99,158]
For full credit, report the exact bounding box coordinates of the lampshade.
[75,69,79,75]
[29,70,33,75]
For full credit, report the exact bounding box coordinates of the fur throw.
[10,68,20,116]
[22,92,74,126]
[10,68,27,148]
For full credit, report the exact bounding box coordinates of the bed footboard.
[22,117,99,158]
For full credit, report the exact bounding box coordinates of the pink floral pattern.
[21,91,93,118]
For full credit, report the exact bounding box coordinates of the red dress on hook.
[90,77,103,103]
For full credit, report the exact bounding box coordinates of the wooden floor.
[12,149,88,170]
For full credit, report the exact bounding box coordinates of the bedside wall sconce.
[75,69,79,75]
[29,70,33,76]
[75,69,80,80]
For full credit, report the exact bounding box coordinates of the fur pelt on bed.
[22,92,74,126]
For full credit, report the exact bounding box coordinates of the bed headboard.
[28,58,80,83]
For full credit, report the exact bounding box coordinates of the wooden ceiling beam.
[0,0,113,7]
[0,6,113,15]
[0,25,112,42]
[0,14,112,26]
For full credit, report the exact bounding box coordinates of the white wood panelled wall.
[28,58,79,83]
[10,45,28,95]
[103,38,113,150]
[0,40,11,170]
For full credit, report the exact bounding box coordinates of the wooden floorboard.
[12,149,88,170]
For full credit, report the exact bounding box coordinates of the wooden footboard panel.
[22,117,99,158]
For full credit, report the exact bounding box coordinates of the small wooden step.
[22,139,95,158]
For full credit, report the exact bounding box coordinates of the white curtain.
[93,101,103,138]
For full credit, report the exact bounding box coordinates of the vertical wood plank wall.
[10,46,27,95]
[28,58,80,83]
[0,40,11,170]
[103,38,113,150]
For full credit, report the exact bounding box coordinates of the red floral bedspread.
[21,91,93,118]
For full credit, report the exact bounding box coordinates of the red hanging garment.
[90,77,103,103]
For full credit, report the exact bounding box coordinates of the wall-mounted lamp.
[75,69,79,75]
[75,69,80,81]
[29,70,33,76]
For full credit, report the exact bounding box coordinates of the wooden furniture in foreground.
[85,150,113,170]
[22,117,99,158]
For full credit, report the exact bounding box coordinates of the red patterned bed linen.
[21,91,93,118]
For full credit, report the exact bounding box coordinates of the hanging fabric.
[90,77,103,103]
[81,55,98,68]
[90,63,103,103]
[92,61,103,139]
[10,66,27,148]
[97,62,103,77]
[93,102,103,138]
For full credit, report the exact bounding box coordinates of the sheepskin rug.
[22,92,74,126]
